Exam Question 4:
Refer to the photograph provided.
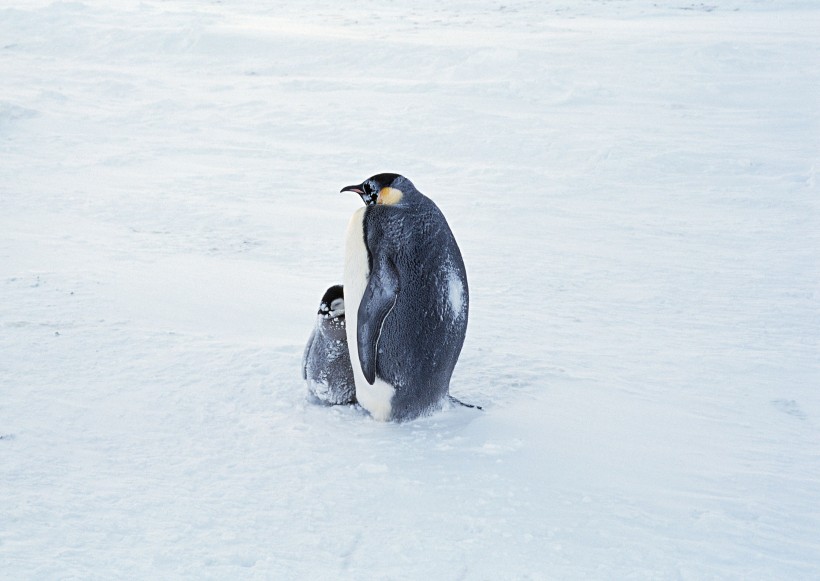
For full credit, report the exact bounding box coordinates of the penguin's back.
[364,197,469,421]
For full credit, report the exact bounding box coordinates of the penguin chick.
[302,284,357,406]
[341,173,469,422]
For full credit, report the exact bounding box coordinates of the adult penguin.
[341,173,469,422]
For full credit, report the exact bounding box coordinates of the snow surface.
[2,0,819,578]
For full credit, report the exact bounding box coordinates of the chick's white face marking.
[329,297,345,317]
[344,207,395,420]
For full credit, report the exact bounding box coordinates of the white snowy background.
[2,1,819,578]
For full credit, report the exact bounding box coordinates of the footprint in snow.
[771,399,807,420]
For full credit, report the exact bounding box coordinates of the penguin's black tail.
[448,395,483,411]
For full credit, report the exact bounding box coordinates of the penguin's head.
[341,173,411,206]
[318,284,345,319]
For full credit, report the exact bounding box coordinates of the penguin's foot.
[448,395,483,411]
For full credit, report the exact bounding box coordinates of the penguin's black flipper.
[357,257,399,385]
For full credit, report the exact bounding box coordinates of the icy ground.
[2,1,819,578]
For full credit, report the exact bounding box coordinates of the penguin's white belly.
[356,377,396,422]
[344,207,395,421]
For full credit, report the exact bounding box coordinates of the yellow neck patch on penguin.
[377,187,403,205]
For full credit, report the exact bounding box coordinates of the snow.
[447,265,466,320]
[2,0,819,578]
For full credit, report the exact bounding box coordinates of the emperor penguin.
[341,173,469,422]
[302,284,357,406]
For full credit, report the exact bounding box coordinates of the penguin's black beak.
[340,184,364,195]
[341,182,377,206]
